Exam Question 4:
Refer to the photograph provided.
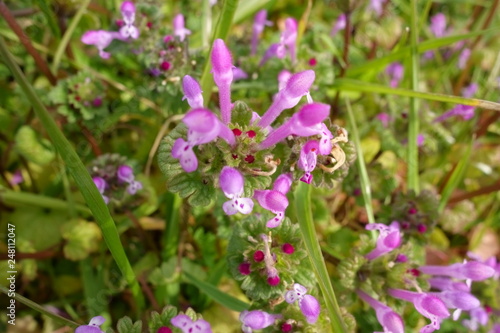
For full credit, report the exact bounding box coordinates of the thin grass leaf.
[408,0,421,193]
[233,0,272,24]
[294,182,347,333]
[345,99,376,227]
[438,137,474,213]
[35,0,61,39]
[0,189,92,215]
[0,285,79,328]
[200,0,239,103]
[183,271,250,312]
[346,26,500,77]
[51,0,91,73]
[0,36,145,309]
[331,79,500,111]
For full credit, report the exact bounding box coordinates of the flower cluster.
[260,17,298,66]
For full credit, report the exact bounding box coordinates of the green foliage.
[116,316,142,333]
[15,126,55,165]
[61,219,102,261]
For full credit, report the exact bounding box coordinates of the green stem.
[408,0,420,193]
[331,79,500,111]
[345,99,376,227]
[0,285,79,328]
[200,0,239,104]
[51,0,91,73]
[0,36,145,310]
[294,183,346,333]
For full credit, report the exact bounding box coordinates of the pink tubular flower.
[117,165,134,183]
[76,316,105,333]
[462,307,489,331]
[232,67,248,81]
[173,14,191,42]
[239,310,281,333]
[258,103,331,150]
[219,167,254,215]
[357,290,404,333]
[172,108,235,172]
[93,177,109,204]
[258,70,316,128]
[254,173,292,228]
[419,261,496,281]
[277,70,292,91]
[171,314,212,333]
[182,75,204,109]
[211,39,234,124]
[365,222,402,260]
[259,42,285,67]
[385,62,404,88]
[283,18,297,64]
[376,112,392,128]
[331,14,346,37]
[430,13,447,38]
[298,140,319,184]
[119,1,139,39]
[388,289,450,333]
[81,30,119,59]
[458,48,471,69]
[251,10,272,55]
[285,284,321,324]
[10,170,23,185]
[370,0,386,17]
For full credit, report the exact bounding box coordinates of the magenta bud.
[182,75,204,109]
[157,327,172,333]
[282,243,294,254]
[267,275,280,286]
[254,250,265,262]
[211,39,233,86]
[238,262,251,275]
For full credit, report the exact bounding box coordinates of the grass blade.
[438,137,474,213]
[51,0,91,73]
[294,182,347,333]
[200,0,239,103]
[0,36,145,310]
[331,79,500,111]
[0,285,79,328]
[345,99,376,227]
[183,271,250,312]
[233,0,271,23]
[408,0,421,193]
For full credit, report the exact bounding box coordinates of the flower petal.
[222,200,239,215]
[219,166,244,197]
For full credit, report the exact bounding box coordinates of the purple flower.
[463,307,489,330]
[283,18,298,64]
[239,310,281,333]
[182,75,204,109]
[259,102,331,150]
[376,112,392,127]
[331,14,346,37]
[254,174,292,228]
[458,48,471,69]
[259,42,285,67]
[357,290,404,333]
[298,140,319,184]
[219,167,254,215]
[211,39,234,124]
[277,70,292,91]
[370,0,386,16]
[81,30,119,59]
[365,222,402,260]
[119,1,139,39]
[258,70,315,128]
[251,10,272,55]
[388,289,450,333]
[93,177,109,204]
[172,108,235,172]
[232,67,248,81]
[76,316,105,333]
[419,261,496,281]
[462,83,478,99]
[10,170,23,185]
[430,13,447,38]
[434,105,475,122]
[285,284,321,324]
[127,180,143,195]
[171,314,212,333]
[117,165,134,183]
[173,14,191,42]
[417,134,425,147]
[385,62,404,88]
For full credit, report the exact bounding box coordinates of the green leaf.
[61,219,102,261]
[35,0,61,39]
[234,0,272,23]
[116,317,142,333]
[294,183,347,333]
[149,306,178,331]
[15,126,56,165]
[183,271,249,312]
